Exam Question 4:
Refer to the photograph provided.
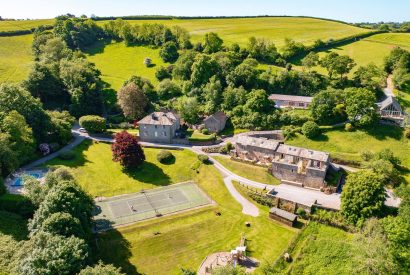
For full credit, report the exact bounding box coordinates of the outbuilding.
[269,207,297,227]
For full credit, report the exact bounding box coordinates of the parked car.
[78,128,87,133]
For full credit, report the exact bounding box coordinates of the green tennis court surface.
[93,181,212,231]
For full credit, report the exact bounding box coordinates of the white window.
[154,131,158,137]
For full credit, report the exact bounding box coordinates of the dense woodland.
[0,15,410,274]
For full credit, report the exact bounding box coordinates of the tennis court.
[93,181,212,231]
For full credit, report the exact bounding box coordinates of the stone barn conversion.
[204,111,228,133]
[268,94,313,109]
[138,111,180,143]
[231,135,330,189]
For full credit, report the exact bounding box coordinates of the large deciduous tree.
[159,41,179,63]
[341,170,386,225]
[203,32,223,54]
[112,131,145,168]
[343,87,378,126]
[117,82,149,120]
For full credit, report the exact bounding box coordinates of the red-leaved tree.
[112,131,145,168]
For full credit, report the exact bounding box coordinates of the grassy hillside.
[85,40,168,90]
[305,33,410,73]
[0,19,54,32]
[98,17,371,47]
[0,34,33,83]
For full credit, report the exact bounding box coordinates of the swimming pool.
[11,171,45,187]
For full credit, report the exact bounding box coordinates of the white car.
[78,128,87,133]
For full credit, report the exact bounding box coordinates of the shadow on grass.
[309,133,329,142]
[0,211,29,241]
[363,124,403,141]
[45,139,93,168]
[124,162,172,186]
[83,39,112,56]
[94,227,141,275]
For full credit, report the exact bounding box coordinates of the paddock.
[93,181,212,231]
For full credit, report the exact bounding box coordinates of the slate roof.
[269,207,297,221]
[204,111,228,124]
[268,94,313,103]
[138,112,179,126]
[378,96,403,112]
[276,144,330,162]
[236,136,280,151]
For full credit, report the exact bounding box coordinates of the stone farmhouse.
[377,96,404,120]
[268,94,313,109]
[204,111,228,133]
[137,111,180,143]
[231,135,330,189]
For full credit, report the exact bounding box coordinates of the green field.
[213,156,280,185]
[0,34,33,83]
[286,125,410,182]
[45,140,197,197]
[95,163,297,274]
[306,33,410,73]
[0,19,54,32]
[276,222,355,274]
[100,17,371,48]
[85,40,169,90]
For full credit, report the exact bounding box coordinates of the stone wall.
[271,162,326,189]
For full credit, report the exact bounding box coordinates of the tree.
[222,86,248,111]
[190,54,219,87]
[23,178,43,207]
[211,264,247,275]
[341,170,386,225]
[310,88,345,124]
[0,83,51,142]
[16,232,88,275]
[353,63,385,92]
[203,76,223,114]
[123,75,156,102]
[46,110,75,145]
[176,96,200,124]
[384,47,408,73]
[172,51,197,80]
[159,41,179,63]
[79,262,124,275]
[203,32,223,54]
[155,66,172,81]
[157,79,182,100]
[40,212,86,239]
[301,121,320,139]
[301,52,319,70]
[333,55,356,80]
[281,38,306,60]
[1,110,36,164]
[0,133,19,177]
[112,131,145,168]
[320,52,339,78]
[117,82,149,120]
[343,87,378,126]
[353,218,398,274]
[29,180,94,237]
[246,37,279,63]
[226,58,259,89]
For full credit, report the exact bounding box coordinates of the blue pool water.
[11,172,44,187]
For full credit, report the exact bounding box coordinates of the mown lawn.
[187,130,215,142]
[85,40,169,90]
[0,34,33,83]
[97,17,371,48]
[95,163,297,274]
[107,128,139,135]
[213,156,280,185]
[45,140,197,197]
[277,222,356,275]
[0,19,54,32]
[286,125,410,182]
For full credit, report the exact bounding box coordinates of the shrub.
[156,150,174,164]
[0,178,6,196]
[155,66,172,81]
[119,122,130,129]
[345,122,354,132]
[296,207,307,218]
[197,154,209,163]
[0,194,35,217]
[59,150,76,160]
[79,115,106,133]
[301,121,320,139]
[405,128,410,139]
[49,143,60,152]
[201,128,209,135]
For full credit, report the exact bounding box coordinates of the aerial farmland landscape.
[0,1,409,274]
